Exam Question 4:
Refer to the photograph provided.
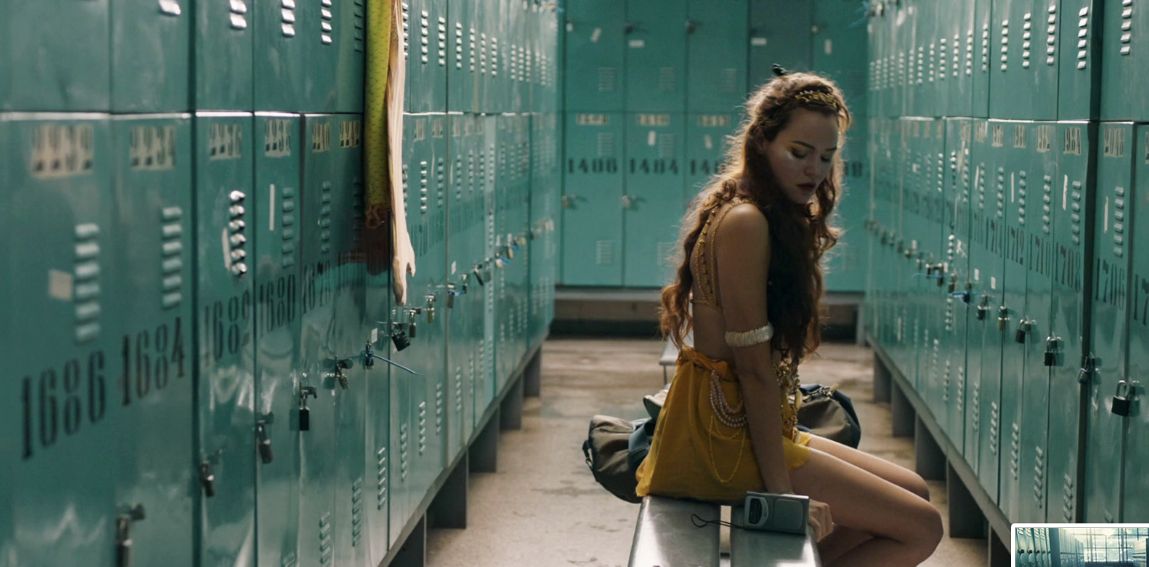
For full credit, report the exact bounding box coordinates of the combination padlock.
[1111,380,1135,417]
[392,323,412,351]
[1043,337,1061,367]
[256,420,274,464]
[299,386,318,431]
[976,296,990,321]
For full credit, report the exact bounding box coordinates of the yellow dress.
[634,347,812,504]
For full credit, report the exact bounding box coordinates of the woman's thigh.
[805,435,931,500]
[789,444,941,545]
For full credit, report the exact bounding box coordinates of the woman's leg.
[806,434,932,501]
[790,445,943,567]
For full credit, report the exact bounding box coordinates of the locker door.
[5,118,120,565]
[925,119,948,418]
[813,0,868,114]
[976,121,1011,504]
[1,1,110,111]
[748,0,812,88]
[1017,122,1059,522]
[990,0,1027,119]
[1021,0,1062,120]
[1084,122,1135,522]
[448,0,475,112]
[560,112,624,286]
[422,113,448,486]
[254,0,306,110]
[301,0,354,112]
[332,114,368,567]
[941,118,975,446]
[111,0,190,112]
[972,0,994,118]
[252,113,303,567]
[623,112,686,288]
[479,115,498,415]
[939,1,977,117]
[625,0,688,112]
[1046,121,1091,522]
[999,120,1033,520]
[964,118,993,470]
[1100,0,1149,121]
[1056,0,1101,120]
[825,116,870,294]
[0,117,10,561]
[364,160,392,567]
[194,113,257,565]
[684,113,735,209]
[686,0,748,113]
[111,115,197,566]
[298,114,339,566]
[446,114,470,462]
[1119,125,1149,520]
[193,0,254,110]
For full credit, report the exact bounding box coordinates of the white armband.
[724,323,774,348]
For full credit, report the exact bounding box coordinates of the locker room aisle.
[426,337,986,566]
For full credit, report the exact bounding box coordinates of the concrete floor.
[426,338,987,567]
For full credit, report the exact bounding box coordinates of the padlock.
[392,328,411,351]
[299,406,311,431]
[336,368,349,390]
[997,305,1010,331]
[976,296,990,321]
[1014,319,1032,344]
[408,318,418,339]
[256,422,274,464]
[948,278,957,294]
[200,462,216,498]
[1044,337,1061,367]
[1111,380,1134,417]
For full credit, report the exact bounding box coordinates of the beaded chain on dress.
[707,358,802,441]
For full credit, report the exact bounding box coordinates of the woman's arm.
[713,204,793,493]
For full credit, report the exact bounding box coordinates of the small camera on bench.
[742,492,809,535]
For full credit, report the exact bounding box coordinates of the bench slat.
[729,505,822,567]
[629,497,721,567]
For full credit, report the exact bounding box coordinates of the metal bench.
[628,496,822,567]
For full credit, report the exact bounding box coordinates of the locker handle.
[115,504,146,567]
[685,19,697,34]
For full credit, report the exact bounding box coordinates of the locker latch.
[1043,336,1062,367]
[327,358,353,390]
[299,386,318,432]
[1111,380,1137,417]
[445,283,461,309]
[256,416,274,464]
[423,294,437,322]
[1078,355,1098,385]
[199,450,222,498]
[115,504,146,567]
[976,295,991,320]
[996,305,1010,331]
[1014,318,1034,343]
[363,342,418,376]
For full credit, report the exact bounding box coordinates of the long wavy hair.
[659,71,851,365]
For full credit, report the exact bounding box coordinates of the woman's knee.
[905,500,943,557]
[906,472,931,502]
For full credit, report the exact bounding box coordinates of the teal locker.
[1,2,110,111]
[301,0,366,112]
[1046,121,1090,523]
[342,0,367,113]
[813,0,868,113]
[972,0,994,118]
[748,0,812,88]
[686,0,749,113]
[623,112,686,288]
[254,0,306,110]
[1084,122,1136,523]
[495,115,514,384]
[0,118,10,563]
[193,113,256,565]
[298,114,339,566]
[963,118,992,470]
[448,0,475,112]
[5,117,121,565]
[941,118,975,447]
[111,0,190,112]
[478,115,498,416]
[111,115,196,566]
[975,120,1010,504]
[364,256,391,566]
[194,0,254,110]
[825,114,872,294]
[925,119,947,417]
[1014,0,1062,120]
[425,112,449,487]
[625,0,688,112]
[998,119,1032,520]
[1016,122,1059,523]
[560,0,625,112]
[1100,0,1149,120]
[1121,125,1149,521]
[252,113,303,567]
[447,113,478,459]
[989,0,1026,119]
[561,112,625,286]
[1056,0,1102,120]
[332,114,368,567]
[889,118,918,384]
[684,114,735,209]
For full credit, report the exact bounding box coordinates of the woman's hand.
[807,499,833,541]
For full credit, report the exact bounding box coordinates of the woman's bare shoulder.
[716,202,770,240]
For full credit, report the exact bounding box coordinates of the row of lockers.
[562,0,868,114]
[862,116,1149,525]
[1014,528,1087,566]
[0,0,559,114]
[865,0,1149,121]
[0,109,559,566]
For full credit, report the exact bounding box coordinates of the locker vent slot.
[965,30,974,76]
[1022,12,1033,69]
[161,207,185,308]
[74,223,102,342]
[596,132,616,157]
[982,23,991,72]
[658,67,677,93]
[229,0,248,30]
[401,3,410,60]
[320,182,333,255]
[595,240,616,266]
[1000,19,1010,72]
[351,478,364,546]
[928,41,937,83]
[1034,446,1045,509]
[376,446,388,510]
[939,38,947,82]
[353,0,365,51]
[419,11,430,63]
[1046,3,1057,66]
[1121,0,1134,56]
[438,16,447,67]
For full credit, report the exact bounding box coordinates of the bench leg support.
[470,409,499,473]
[891,385,914,438]
[524,350,542,398]
[873,352,892,403]
[391,515,426,567]
[429,453,469,529]
[988,528,1010,567]
[947,464,985,539]
[914,418,946,481]
[500,377,524,431]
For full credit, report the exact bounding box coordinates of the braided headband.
[771,63,842,112]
